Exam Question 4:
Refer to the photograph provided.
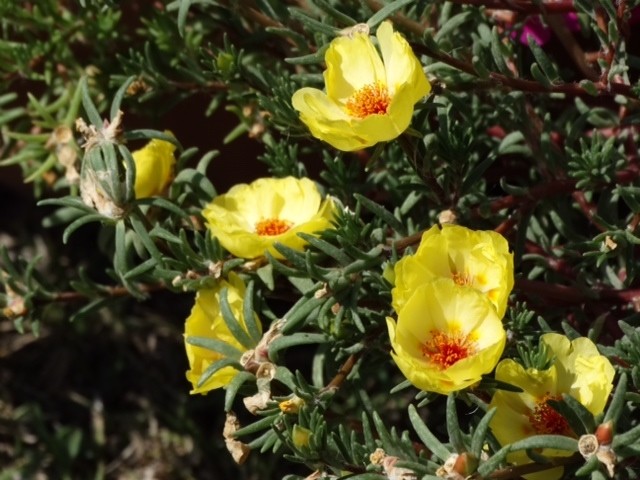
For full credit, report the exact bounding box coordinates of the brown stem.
[51,283,166,303]
[516,278,588,304]
[485,454,581,479]
[473,163,640,217]
[322,353,358,392]
[494,211,521,237]
[391,230,424,253]
[628,213,640,232]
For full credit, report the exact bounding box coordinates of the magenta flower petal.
[519,16,551,46]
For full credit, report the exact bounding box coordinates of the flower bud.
[216,52,234,75]
[131,133,176,198]
[452,452,479,477]
[77,112,129,218]
[279,395,305,414]
[595,420,614,446]
[292,425,312,449]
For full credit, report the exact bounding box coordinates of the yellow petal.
[388,280,505,394]
[392,224,513,317]
[348,86,416,144]
[272,177,322,222]
[324,32,385,101]
[291,88,373,151]
[203,177,338,259]
[292,88,350,123]
[489,391,538,444]
[572,355,615,413]
[541,333,614,414]
[489,334,614,479]
[292,22,430,151]
[132,134,176,198]
[377,21,431,101]
[494,359,559,400]
[184,273,258,394]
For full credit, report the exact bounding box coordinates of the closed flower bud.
[595,420,614,446]
[452,452,478,477]
[279,395,305,414]
[292,425,312,449]
[131,133,177,198]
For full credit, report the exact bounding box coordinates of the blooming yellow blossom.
[203,176,337,259]
[386,279,506,394]
[291,21,431,151]
[131,133,176,198]
[392,224,514,318]
[184,273,259,394]
[488,333,615,480]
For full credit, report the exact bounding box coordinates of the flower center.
[528,394,572,435]
[345,82,390,118]
[421,329,476,369]
[255,218,293,236]
[452,271,473,286]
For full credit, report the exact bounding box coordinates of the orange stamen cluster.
[452,271,473,286]
[421,329,476,369]
[528,394,572,435]
[345,82,390,118]
[255,218,293,236]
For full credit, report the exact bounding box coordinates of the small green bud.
[216,52,234,75]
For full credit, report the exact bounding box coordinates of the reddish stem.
[448,0,577,14]
[517,278,640,306]
[524,241,577,279]
[572,190,609,232]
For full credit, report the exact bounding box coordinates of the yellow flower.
[184,273,259,394]
[392,224,514,318]
[202,176,337,259]
[488,333,615,480]
[131,133,176,198]
[291,21,431,151]
[279,395,305,414]
[386,279,506,394]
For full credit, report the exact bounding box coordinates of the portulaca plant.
[1,2,640,480]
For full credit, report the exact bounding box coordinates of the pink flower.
[517,13,580,46]
[515,5,640,47]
